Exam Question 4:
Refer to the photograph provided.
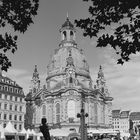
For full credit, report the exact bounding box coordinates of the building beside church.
[112,110,131,133]
[0,70,25,131]
[129,112,140,136]
[25,17,113,132]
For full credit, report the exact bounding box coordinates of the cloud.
[2,67,49,95]
[100,50,140,111]
[3,68,31,94]
[3,68,29,77]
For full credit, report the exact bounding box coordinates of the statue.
[39,118,51,140]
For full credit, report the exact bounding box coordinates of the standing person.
[39,118,51,140]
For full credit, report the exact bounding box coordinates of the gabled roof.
[120,111,130,118]
[0,74,22,88]
[130,112,140,120]
[112,110,121,118]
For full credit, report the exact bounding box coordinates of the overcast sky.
[3,0,140,112]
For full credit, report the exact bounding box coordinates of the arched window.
[69,77,73,83]
[56,103,60,123]
[94,103,98,124]
[42,105,46,116]
[70,31,75,41]
[70,31,73,36]
[67,100,76,118]
[63,31,67,39]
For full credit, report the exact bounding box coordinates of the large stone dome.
[46,17,92,91]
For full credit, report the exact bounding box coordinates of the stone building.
[130,112,140,126]
[112,110,130,133]
[129,112,140,135]
[0,71,25,131]
[25,17,113,131]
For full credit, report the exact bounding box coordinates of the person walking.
[39,118,51,140]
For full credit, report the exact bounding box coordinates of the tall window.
[15,105,17,111]
[94,103,98,124]
[5,95,7,100]
[10,87,13,92]
[14,115,17,120]
[19,124,22,130]
[4,114,7,120]
[19,115,22,121]
[10,104,12,110]
[56,103,60,123]
[42,105,46,116]
[3,123,6,128]
[20,106,22,112]
[10,95,12,100]
[9,114,12,120]
[5,86,8,91]
[67,100,76,118]
[14,124,17,129]
[63,31,67,39]
[70,31,74,40]
[4,103,7,110]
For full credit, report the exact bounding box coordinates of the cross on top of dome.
[61,14,74,29]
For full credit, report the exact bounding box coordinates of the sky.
[2,0,140,112]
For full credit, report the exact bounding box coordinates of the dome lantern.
[60,15,76,46]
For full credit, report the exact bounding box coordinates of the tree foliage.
[75,0,140,64]
[0,0,39,71]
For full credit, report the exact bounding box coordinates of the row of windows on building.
[0,94,23,102]
[3,123,22,130]
[0,113,23,121]
[113,126,119,129]
[113,122,119,124]
[42,102,107,124]
[113,122,129,124]
[0,103,23,112]
[0,78,16,85]
[0,84,22,94]
[113,126,129,129]
[113,118,120,121]
[133,121,140,124]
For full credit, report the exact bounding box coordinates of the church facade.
[25,17,113,131]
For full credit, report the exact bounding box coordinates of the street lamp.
[77,92,88,140]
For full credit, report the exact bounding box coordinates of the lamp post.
[77,92,88,140]
[25,92,37,130]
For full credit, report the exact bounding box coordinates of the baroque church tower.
[26,17,113,131]
[96,66,110,97]
[30,65,40,94]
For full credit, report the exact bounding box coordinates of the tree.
[75,0,140,64]
[0,0,39,71]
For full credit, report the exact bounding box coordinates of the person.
[27,138,32,140]
[39,118,51,140]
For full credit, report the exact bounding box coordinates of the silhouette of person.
[39,118,51,140]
